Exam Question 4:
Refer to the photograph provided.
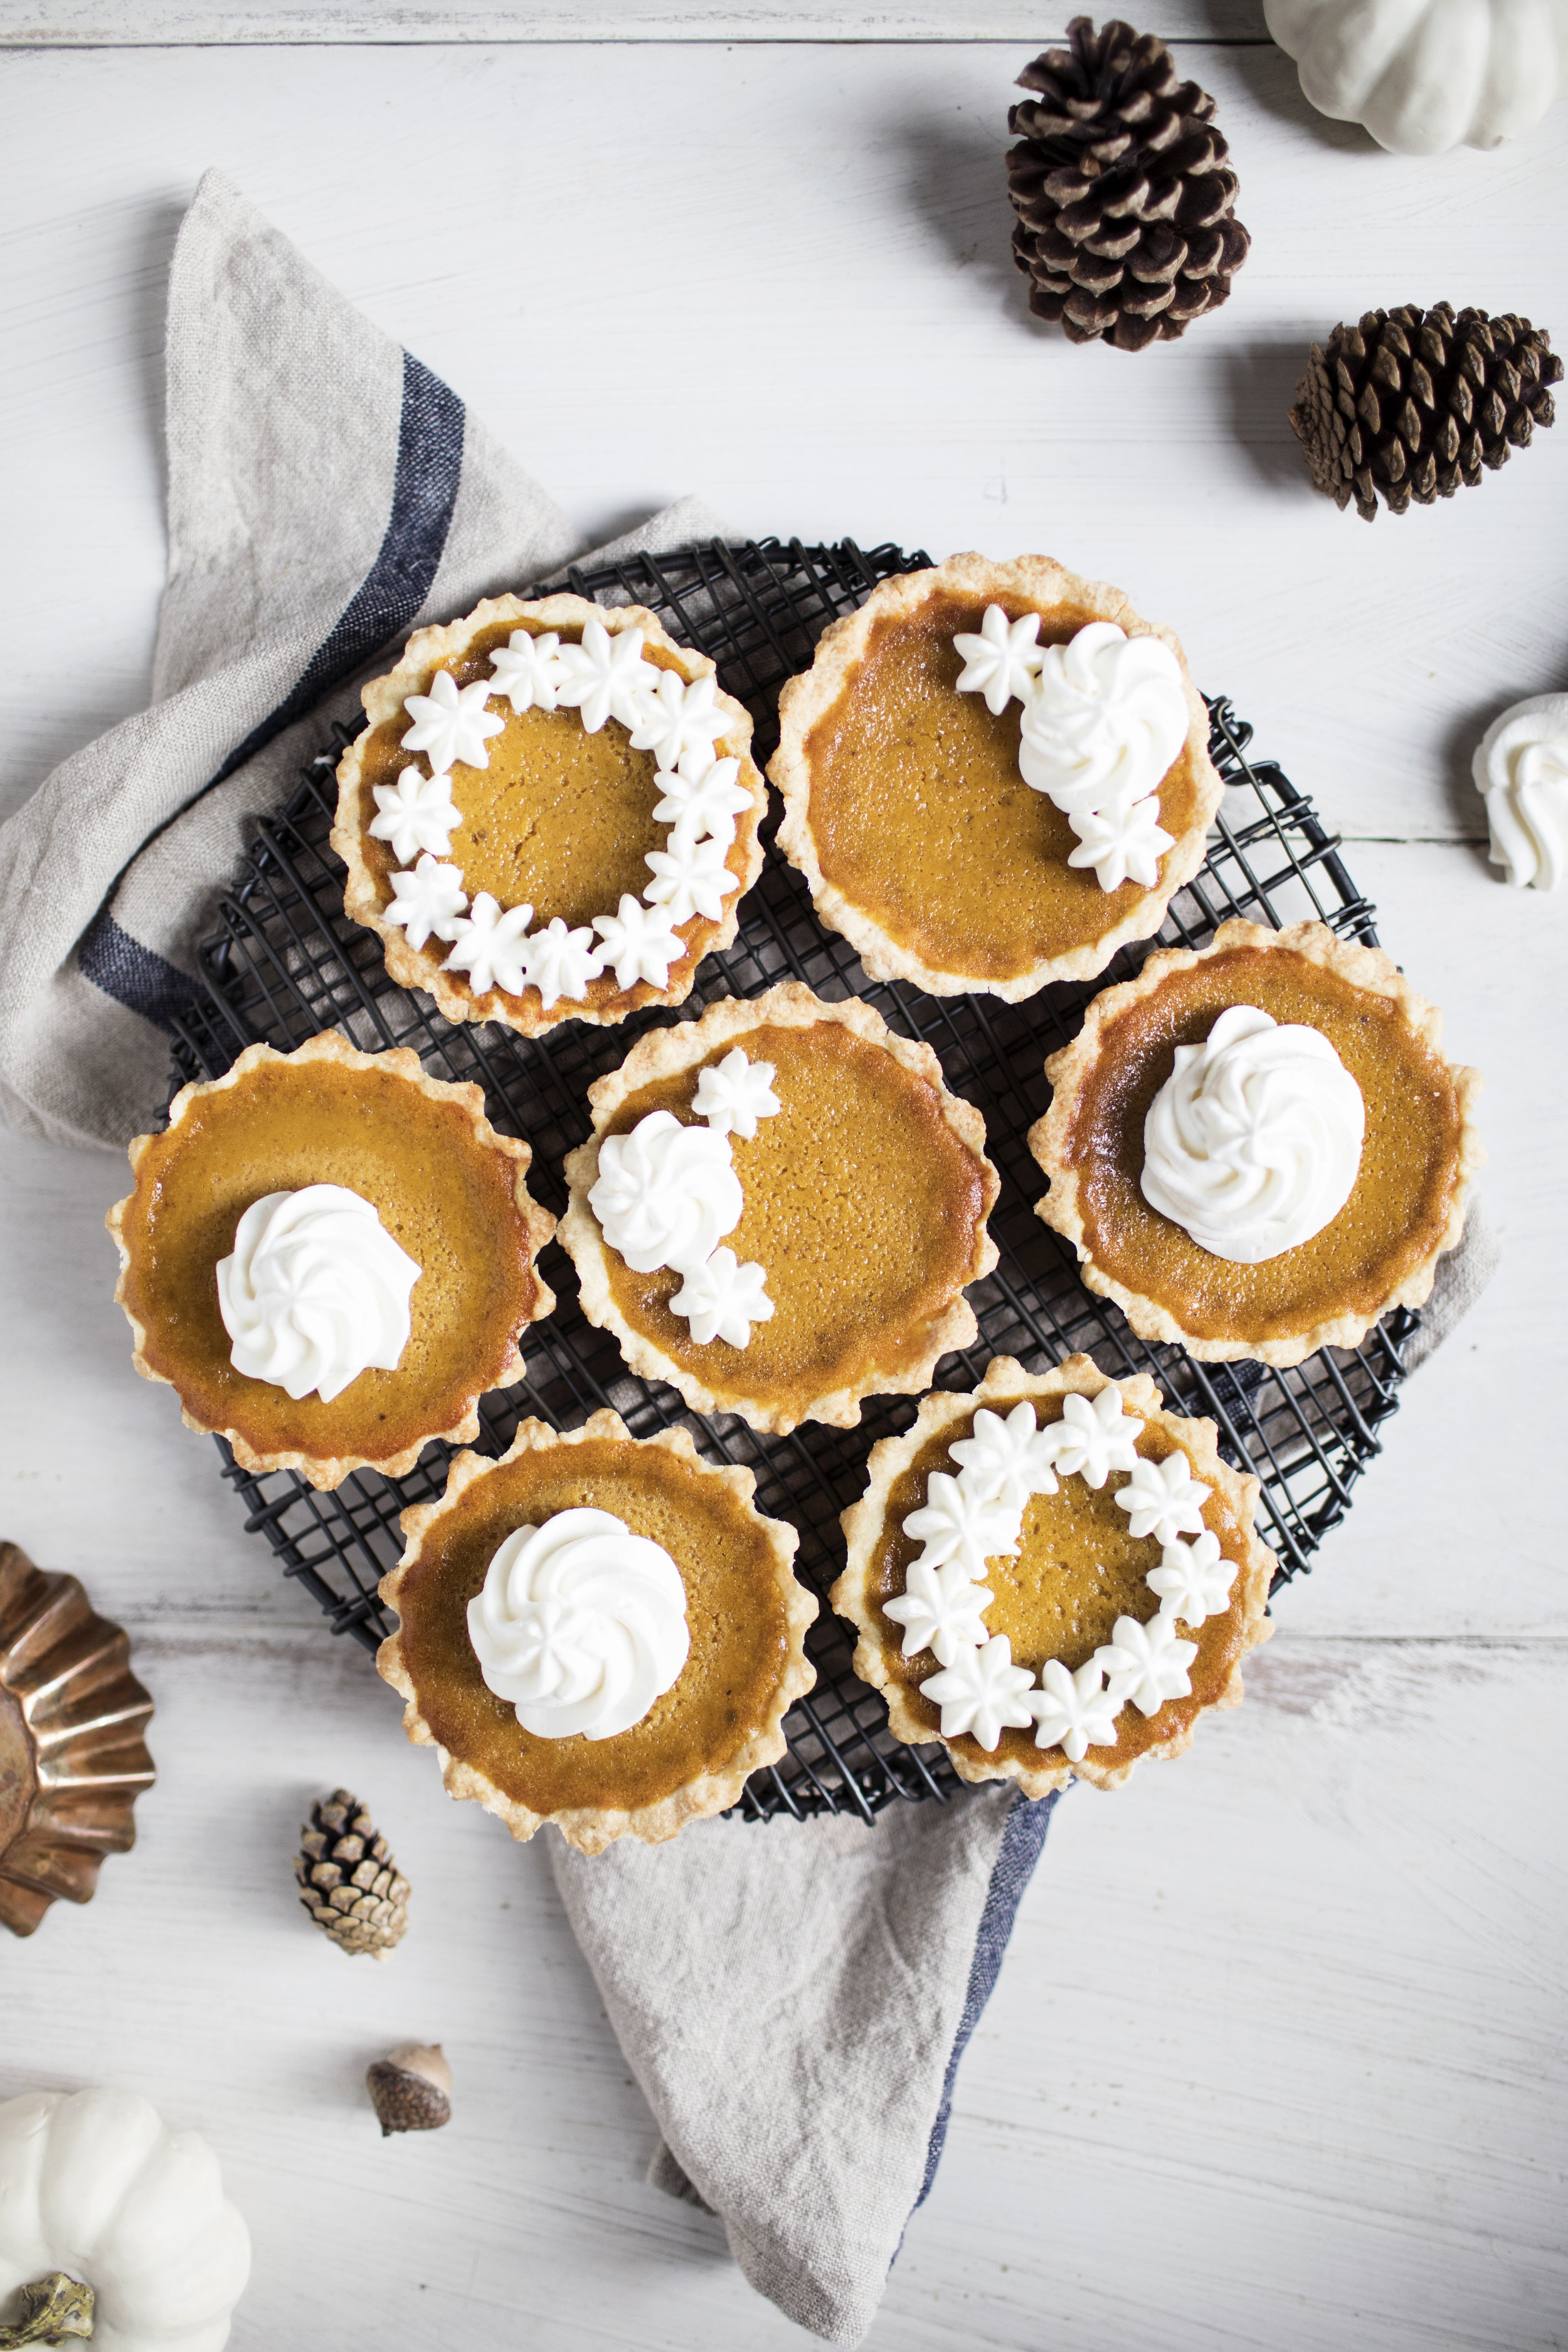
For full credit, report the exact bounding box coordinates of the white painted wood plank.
[0,2,1267,46]
[6,1624,1563,2349]
[0,43,1563,847]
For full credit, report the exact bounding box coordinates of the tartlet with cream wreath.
[108,1030,556,1491]
[334,594,766,1035]
[834,1355,1274,1797]
[377,1411,816,1855]
[559,983,1000,1435]
[1029,919,1485,1367]
[770,552,1223,999]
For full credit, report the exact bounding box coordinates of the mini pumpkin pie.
[109,1030,556,1490]
[376,1411,816,1853]
[559,983,1000,1434]
[334,593,766,1035]
[770,552,1222,998]
[834,1354,1274,1796]
[1030,919,1485,1365]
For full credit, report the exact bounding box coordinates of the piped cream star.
[1115,1448,1211,1547]
[591,894,687,990]
[901,1470,1019,1581]
[643,836,741,925]
[628,669,733,777]
[554,618,658,734]
[519,916,601,1010]
[1066,795,1175,893]
[488,629,566,714]
[1145,1530,1236,1626]
[919,1634,1037,1751]
[651,757,752,852]
[953,603,1045,716]
[1027,1657,1121,1762]
[949,1402,1061,1515]
[668,1248,774,1347]
[1094,1611,1197,1718]
[1039,1388,1145,1490]
[401,669,506,775]
[883,1559,994,1667]
[382,856,467,951]
[443,892,534,995]
[369,766,462,866]
[692,1048,781,1140]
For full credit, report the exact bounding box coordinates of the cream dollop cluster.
[588,1049,782,1349]
[887,1392,1237,1764]
[373,618,751,1009]
[467,1507,690,1740]
[1140,1004,1365,1263]
[953,607,1189,893]
[1471,693,1568,893]
[215,1184,420,1403]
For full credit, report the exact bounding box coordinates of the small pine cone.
[1007,18,1250,353]
[1290,304,1561,521]
[295,1788,409,1960]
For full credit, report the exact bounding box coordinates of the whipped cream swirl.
[1017,621,1188,815]
[1141,1004,1365,1263]
[589,1108,743,1274]
[467,1508,690,1741]
[1472,693,1568,892]
[216,1185,420,1402]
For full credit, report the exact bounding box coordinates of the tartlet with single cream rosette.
[334,594,766,1036]
[377,1411,816,1855]
[1029,919,1484,1366]
[108,1031,556,1491]
[559,983,1000,1436]
[834,1354,1274,1797]
[770,552,1222,999]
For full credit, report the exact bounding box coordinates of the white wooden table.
[2,15,1565,2349]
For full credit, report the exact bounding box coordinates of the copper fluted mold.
[0,1542,156,1936]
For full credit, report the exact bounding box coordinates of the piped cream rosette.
[334,595,767,1036]
[834,1355,1275,1799]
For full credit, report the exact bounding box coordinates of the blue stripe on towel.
[80,349,465,1029]
[912,1789,1062,2213]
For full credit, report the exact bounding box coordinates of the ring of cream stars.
[886,1389,1239,1762]
[370,620,753,1012]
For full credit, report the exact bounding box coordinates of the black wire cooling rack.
[169,536,1414,1823]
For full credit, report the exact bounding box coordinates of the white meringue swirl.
[467,1508,690,1741]
[588,1108,743,1274]
[1472,693,1568,892]
[1140,1004,1365,1263]
[1017,621,1187,815]
[216,1185,420,1402]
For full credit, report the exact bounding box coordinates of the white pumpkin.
[0,2091,250,2352]
[1265,0,1568,152]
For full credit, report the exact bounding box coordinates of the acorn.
[366,2043,452,2137]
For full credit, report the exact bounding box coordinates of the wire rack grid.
[168,536,1414,1826]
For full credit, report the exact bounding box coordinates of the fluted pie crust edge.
[769,551,1224,998]
[107,1030,556,1491]
[559,982,1001,1434]
[377,1411,817,1856]
[1028,918,1486,1368]
[832,1353,1275,1798]
[333,593,766,1036]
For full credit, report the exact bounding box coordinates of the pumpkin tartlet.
[334,593,766,1036]
[834,1354,1274,1798]
[377,1411,817,1855]
[770,553,1222,999]
[559,983,1000,1435]
[1029,919,1485,1367]
[108,1032,556,1491]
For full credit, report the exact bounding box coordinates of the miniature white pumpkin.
[1265,0,1568,152]
[0,2090,250,2351]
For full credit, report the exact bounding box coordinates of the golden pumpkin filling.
[868,1399,1255,1772]
[1058,944,1470,1347]
[389,1438,794,1816]
[116,1055,544,1468]
[598,1019,991,1421]
[800,592,1210,980]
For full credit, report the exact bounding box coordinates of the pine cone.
[1290,304,1561,521]
[295,1789,409,1959]
[1007,19,1249,352]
